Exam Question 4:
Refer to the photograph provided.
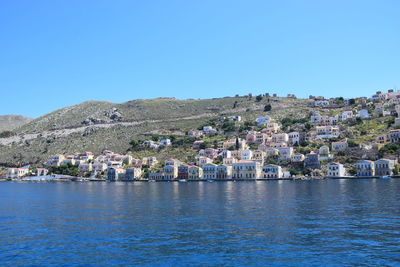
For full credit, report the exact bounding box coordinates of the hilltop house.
[223,157,237,166]
[188,130,203,138]
[339,111,353,121]
[159,139,172,147]
[291,153,305,165]
[251,150,266,164]
[45,155,65,167]
[277,147,293,161]
[318,145,332,161]
[196,156,212,166]
[316,126,340,138]
[358,109,370,119]
[304,152,321,169]
[332,139,348,152]
[388,129,400,143]
[240,149,253,161]
[288,132,300,145]
[376,134,388,144]
[272,133,289,144]
[313,100,330,107]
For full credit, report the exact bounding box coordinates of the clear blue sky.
[1,0,399,118]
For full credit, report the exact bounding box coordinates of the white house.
[355,160,375,177]
[327,163,345,177]
[314,100,330,107]
[7,168,29,179]
[232,161,261,179]
[276,147,293,161]
[332,139,348,152]
[374,159,396,176]
[202,163,218,180]
[240,149,253,161]
[358,109,370,119]
[262,164,283,178]
[288,132,300,145]
[159,139,172,147]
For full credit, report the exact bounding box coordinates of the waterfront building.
[188,165,203,180]
[327,163,345,177]
[149,172,163,180]
[262,164,283,178]
[177,165,189,180]
[355,160,375,177]
[35,168,48,176]
[232,161,261,179]
[107,168,125,181]
[164,165,178,180]
[374,159,396,176]
[124,168,142,180]
[78,163,92,173]
[216,165,232,179]
[7,168,29,179]
[202,163,218,179]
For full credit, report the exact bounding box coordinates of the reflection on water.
[0,179,399,266]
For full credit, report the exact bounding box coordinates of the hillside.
[0,95,312,165]
[0,115,33,132]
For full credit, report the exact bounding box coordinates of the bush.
[0,131,15,138]
[221,121,236,132]
[379,143,400,154]
[264,104,272,112]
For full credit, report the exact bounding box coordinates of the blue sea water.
[0,179,399,266]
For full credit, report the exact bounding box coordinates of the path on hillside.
[0,102,308,146]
